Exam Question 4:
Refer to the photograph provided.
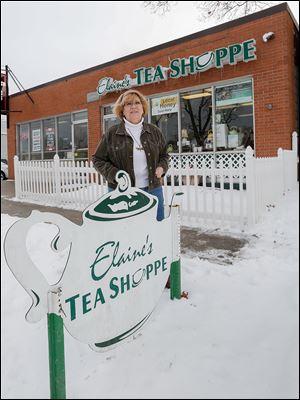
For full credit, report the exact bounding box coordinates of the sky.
[1,1,299,95]
[1,184,299,399]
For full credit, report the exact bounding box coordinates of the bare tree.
[143,1,178,15]
[183,97,212,147]
[143,1,276,21]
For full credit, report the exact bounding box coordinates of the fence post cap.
[13,155,19,161]
[245,146,254,157]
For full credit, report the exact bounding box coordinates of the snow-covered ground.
[1,187,299,399]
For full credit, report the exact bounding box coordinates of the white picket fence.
[14,132,298,228]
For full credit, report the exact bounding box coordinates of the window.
[103,106,113,115]
[30,121,42,160]
[43,118,56,160]
[180,88,212,152]
[73,111,88,160]
[19,124,30,160]
[57,114,72,159]
[150,95,179,153]
[74,122,88,160]
[17,110,88,161]
[215,81,254,151]
[73,110,88,122]
[103,105,118,135]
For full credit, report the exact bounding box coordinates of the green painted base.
[47,313,66,399]
[170,259,181,300]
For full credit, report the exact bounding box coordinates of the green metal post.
[47,291,66,399]
[170,259,181,299]
[170,200,182,300]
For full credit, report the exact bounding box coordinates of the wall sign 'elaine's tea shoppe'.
[97,39,257,96]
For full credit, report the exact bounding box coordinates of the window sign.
[216,82,253,107]
[32,129,41,152]
[151,95,178,116]
[45,128,55,151]
[20,127,29,142]
[43,118,56,160]
[30,122,42,159]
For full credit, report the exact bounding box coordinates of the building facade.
[6,3,299,178]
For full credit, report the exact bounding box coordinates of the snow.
[1,187,299,399]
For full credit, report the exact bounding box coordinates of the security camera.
[262,32,275,42]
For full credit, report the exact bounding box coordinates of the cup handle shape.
[4,210,75,323]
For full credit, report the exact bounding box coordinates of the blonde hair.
[113,89,148,119]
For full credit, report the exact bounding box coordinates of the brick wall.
[7,8,298,178]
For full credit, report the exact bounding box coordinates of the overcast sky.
[1,1,299,95]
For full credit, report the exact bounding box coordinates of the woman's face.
[122,94,144,124]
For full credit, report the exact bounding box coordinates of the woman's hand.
[155,166,164,178]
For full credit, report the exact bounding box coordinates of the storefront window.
[74,122,88,160]
[104,117,118,134]
[30,121,42,160]
[43,118,56,160]
[103,106,113,115]
[180,89,212,152]
[150,95,179,153]
[17,110,88,161]
[215,81,254,151]
[103,105,118,135]
[73,110,87,122]
[19,124,30,160]
[57,114,72,159]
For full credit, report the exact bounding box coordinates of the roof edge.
[10,2,297,98]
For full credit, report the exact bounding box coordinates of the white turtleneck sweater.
[124,118,149,188]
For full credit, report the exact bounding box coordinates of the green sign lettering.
[169,58,181,78]
[133,67,145,85]
[65,294,80,321]
[82,292,92,315]
[97,39,257,95]
[243,39,257,62]
[229,43,243,65]
[215,47,229,68]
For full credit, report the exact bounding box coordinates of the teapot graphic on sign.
[4,171,181,351]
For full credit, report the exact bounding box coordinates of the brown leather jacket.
[92,121,169,189]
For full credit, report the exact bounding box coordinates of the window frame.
[16,109,88,161]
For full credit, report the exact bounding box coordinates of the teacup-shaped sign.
[4,171,176,351]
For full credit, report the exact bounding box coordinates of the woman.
[92,89,169,221]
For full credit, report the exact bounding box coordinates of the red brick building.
[6,2,299,178]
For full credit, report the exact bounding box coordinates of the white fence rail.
[14,132,298,228]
